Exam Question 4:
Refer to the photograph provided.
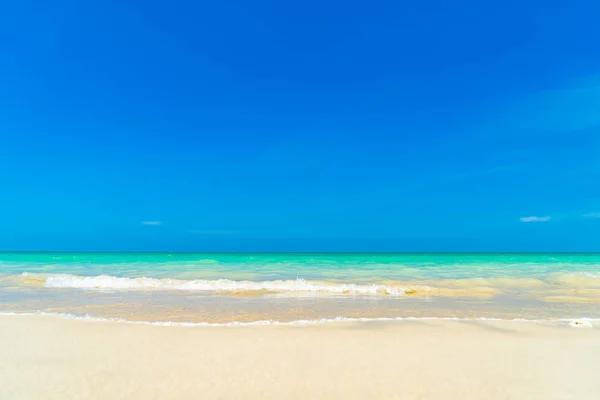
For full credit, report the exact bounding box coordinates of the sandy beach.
[1,315,598,400]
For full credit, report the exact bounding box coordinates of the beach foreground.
[1,315,598,399]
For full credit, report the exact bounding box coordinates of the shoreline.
[1,310,598,327]
[1,314,599,399]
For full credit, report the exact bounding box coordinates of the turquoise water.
[1,252,599,323]
[1,252,599,280]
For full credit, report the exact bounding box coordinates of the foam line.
[1,311,596,328]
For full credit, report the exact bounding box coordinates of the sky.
[1,0,599,252]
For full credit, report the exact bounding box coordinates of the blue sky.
[1,0,599,251]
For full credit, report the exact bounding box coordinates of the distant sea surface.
[1,252,599,324]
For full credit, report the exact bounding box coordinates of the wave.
[1,311,596,327]
[38,273,421,295]
[9,271,600,299]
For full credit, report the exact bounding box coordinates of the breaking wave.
[39,273,421,295]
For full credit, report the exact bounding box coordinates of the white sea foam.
[1,311,596,328]
[41,273,418,295]
[567,319,594,328]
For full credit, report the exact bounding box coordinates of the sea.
[1,252,599,325]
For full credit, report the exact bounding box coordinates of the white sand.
[0,315,598,399]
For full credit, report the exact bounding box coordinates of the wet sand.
[0,315,598,399]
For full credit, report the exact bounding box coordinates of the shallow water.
[1,252,599,323]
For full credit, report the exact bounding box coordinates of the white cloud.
[141,221,162,226]
[520,216,551,223]
[583,212,600,219]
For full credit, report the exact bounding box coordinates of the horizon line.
[1,250,599,254]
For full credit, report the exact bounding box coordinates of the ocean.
[1,252,599,324]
